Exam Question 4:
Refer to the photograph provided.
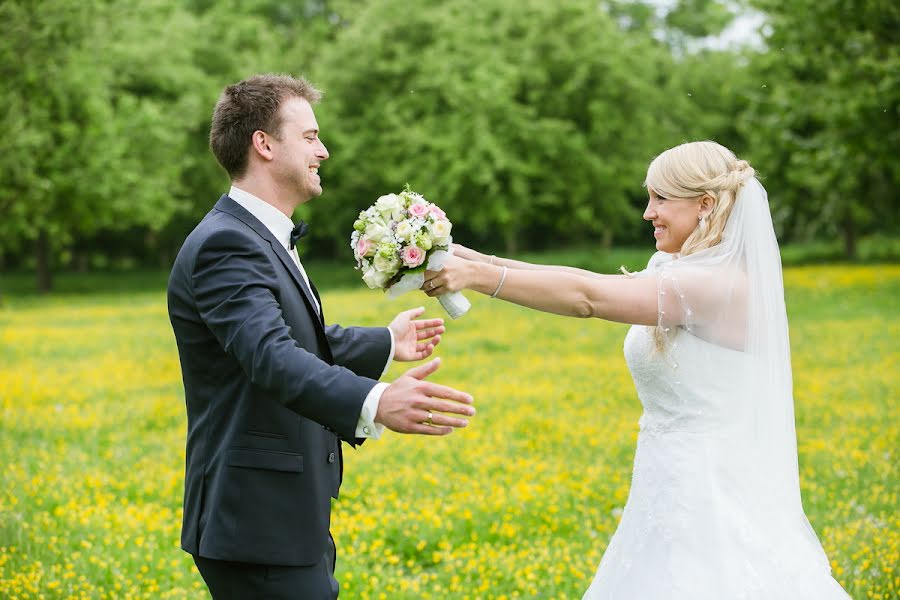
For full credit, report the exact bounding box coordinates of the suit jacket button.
[328,452,336,463]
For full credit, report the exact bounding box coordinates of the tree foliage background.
[1,0,897,290]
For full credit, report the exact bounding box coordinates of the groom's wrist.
[356,382,388,439]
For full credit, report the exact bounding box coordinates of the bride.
[422,141,850,599]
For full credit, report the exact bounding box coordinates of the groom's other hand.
[377,358,474,435]
[389,306,445,362]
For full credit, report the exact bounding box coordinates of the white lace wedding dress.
[581,324,851,600]
[583,177,851,599]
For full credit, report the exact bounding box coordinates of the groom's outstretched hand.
[376,358,474,435]
[389,307,445,362]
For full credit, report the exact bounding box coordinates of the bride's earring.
[698,214,708,234]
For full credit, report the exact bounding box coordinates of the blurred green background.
[1,0,897,293]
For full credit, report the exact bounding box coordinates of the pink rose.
[429,204,446,220]
[401,245,425,268]
[356,237,375,258]
[408,202,429,218]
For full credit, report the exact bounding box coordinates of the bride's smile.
[643,186,711,254]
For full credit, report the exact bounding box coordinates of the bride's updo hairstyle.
[645,141,756,256]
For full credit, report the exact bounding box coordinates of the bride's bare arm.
[424,255,659,325]
[452,243,627,281]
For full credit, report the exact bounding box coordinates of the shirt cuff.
[355,382,388,439]
[379,327,395,379]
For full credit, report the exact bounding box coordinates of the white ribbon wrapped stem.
[385,248,471,319]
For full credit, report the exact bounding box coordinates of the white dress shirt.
[229,186,392,439]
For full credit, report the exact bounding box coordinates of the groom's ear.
[250,130,275,162]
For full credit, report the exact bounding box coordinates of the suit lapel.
[304,270,326,325]
[272,243,326,327]
[213,195,327,334]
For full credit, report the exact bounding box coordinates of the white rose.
[429,219,452,246]
[375,194,405,221]
[394,220,415,241]
[374,193,400,211]
[365,222,390,242]
[374,253,400,273]
[362,267,390,289]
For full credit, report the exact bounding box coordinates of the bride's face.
[643,187,703,253]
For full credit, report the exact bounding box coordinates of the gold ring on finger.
[426,410,434,426]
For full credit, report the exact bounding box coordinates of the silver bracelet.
[490,266,508,298]
[489,254,496,265]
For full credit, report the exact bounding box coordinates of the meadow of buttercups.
[0,265,896,599]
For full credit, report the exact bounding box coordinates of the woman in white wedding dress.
[422,141,850,599]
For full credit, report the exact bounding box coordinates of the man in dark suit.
[167,74,475,599]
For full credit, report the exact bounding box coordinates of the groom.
[167,74,475,599]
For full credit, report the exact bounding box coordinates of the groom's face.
[270,96,330,203]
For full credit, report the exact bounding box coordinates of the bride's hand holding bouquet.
[421,243,513,301]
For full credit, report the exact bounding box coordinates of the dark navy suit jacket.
[167,195,391,566]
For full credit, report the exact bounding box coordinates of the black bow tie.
[289,220,309,249]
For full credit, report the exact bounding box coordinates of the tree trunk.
[843,213,857,260]
[503,223,519,255]
[36,229,53,293]
[76,252,89,273]
[601,226,614,250]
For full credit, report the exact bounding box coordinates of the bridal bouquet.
[350,186,470,319]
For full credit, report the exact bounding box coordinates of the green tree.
[665,0,735,42]
[0,0,333,287]
[0,0,206,290]
[743,0,899,256]
[308,0,680,256]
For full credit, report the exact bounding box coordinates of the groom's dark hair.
[209,74,323,178]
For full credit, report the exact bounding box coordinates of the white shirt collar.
[229,185,295,249]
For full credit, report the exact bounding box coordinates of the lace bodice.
[623,325,754,437]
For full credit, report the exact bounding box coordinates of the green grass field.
[1,264,897,599]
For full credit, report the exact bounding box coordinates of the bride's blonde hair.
[645,140,756,257]
[639,141,757,349]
